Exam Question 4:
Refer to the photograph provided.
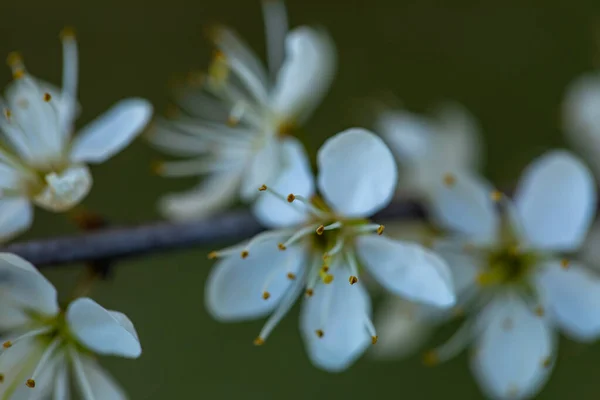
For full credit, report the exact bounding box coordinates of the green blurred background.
[1,0,600,398]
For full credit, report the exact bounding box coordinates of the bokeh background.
[1,0,599,398]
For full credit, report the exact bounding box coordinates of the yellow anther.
[3,109,11,119]
[12,69,24,80]
[316,225,325,235]
[240,250,249,259]
[26,379,35,388]
[305,289,314,297]
[322,274,334,284]
[542,357,552,368]
[422,350,439,366]
[277,243,286,251]
[258,184,267,191]
[376,225,385,235]
[208,51,229,83]
[561,259,570,269]
[371,336,378,345]
[262,291,270,300]
[43,93,52,102]
[0,373,4,383]
[207,251,219,260]
[286,272,296,280]
[59,27,76,40]
[253,337,265,346]
[321,265,329,273]
[443,173,456,187]
[315,329,324,338]
[2,341,11,349]
[6,52,22,67]
[150,161,164,175]
[349,276,358,285]
[226,116,239,127]
[490,190,503,202]
[286,194,295,203]
[534,306,545,317]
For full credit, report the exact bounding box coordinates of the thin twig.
[0,198,425,268]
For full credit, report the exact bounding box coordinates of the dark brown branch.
[0,199,425,268]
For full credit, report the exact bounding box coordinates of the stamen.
[561,259,570,269]
[279,224,321,249]
[27,337,62,389]
[316,225,325,235]
[349,276,358,285]
[208,50,229,85]
[423,321,472,365]
[259,186,327,218]
[315,329,324,338]
[262,291,271,300]
[6,52,25,79]
[0,374,4,383]
[323,236,345,258]
[365,317,378,345]
[443,173,456,187]
[353,224,386,235]
[286,272,296,280]
[43,93,52,102]
[227,102,246,127]
[255,274,304,344]
[69,347,95,400]
[305,289,314,297]
[1,327,53,351]
[240,229,292,258]
[206,243,247,260]
[319,269,334,284]
[534,306,545,317]
[490,190,503,202]
[344,250,360,281]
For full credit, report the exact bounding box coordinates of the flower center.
[478,246,538,286]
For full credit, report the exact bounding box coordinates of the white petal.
[317,128,397,217]
[75,354,127,400]
[434,241,481,296]
[70,98,153,164]
[205,236,307,320]
[356,235,455,307]
[239,137,282,201]
[562,73,600,174]
[33,164,92,212]
[428,172,498,245]
[0,253,59,325]
[0,197,33,242]
[300,267,372,372]
[514,150,596,252]
[536,261,600,341]
[270,27,336,124]
[66,298,141,358]
[376,110,434,165]
[472,294,555,400]
[158,170,242,221]
[370,297,435,360]
[252,137,314,228]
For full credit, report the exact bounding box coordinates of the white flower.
[147,0,336,220]
[205,128,455,372]
[422,150,599,399]
[0,253,141,399]
[0,29,153,241]
[563,72,600,175]
[375,102,482,199]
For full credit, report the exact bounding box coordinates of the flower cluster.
[1,1,600,399]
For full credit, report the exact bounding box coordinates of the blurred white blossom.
[376,102,482,200]
[421,150,599,399]
[0,253,141,399]
[148,0,336,220]
[371,102,483,359]
[205,129,455,372]
[563,72,600,175]
[0,30,152,241]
